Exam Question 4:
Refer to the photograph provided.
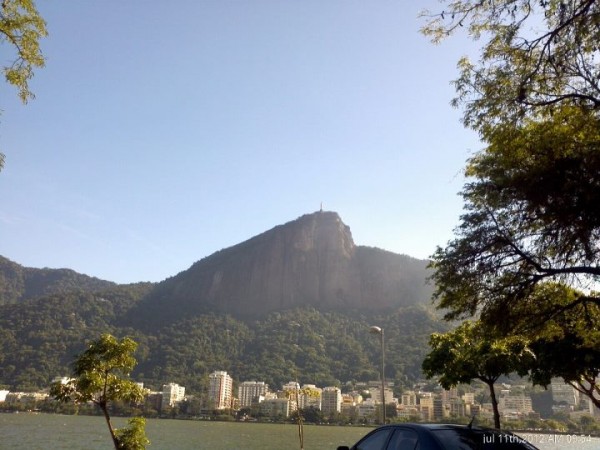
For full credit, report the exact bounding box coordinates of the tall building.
[499,393,533,416]
[209,370,233,410]
[161,383,185,408]
[300,384,322,409]
[551,379,578,408]
[321,386,342,415]
[418,392,434,421]
[401,391,417,407]
[370,387,394,405]
[238,381,268,408]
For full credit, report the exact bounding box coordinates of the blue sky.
[1,1,480,284]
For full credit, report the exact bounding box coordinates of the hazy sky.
[1,1,480,284]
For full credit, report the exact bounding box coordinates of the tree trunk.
[486,380,501,429]
[100,401,120,449]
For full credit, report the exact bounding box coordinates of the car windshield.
[432,429,538,450]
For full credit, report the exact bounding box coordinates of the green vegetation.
[423,321,533,429]
[0,283,447,394]
[0,254,445,394]
[0,0,48,170]
[51,334,149,450]
[422,0,600,412]
[0,0,47,104]
[0,255,119,305]
[420,0,600,131]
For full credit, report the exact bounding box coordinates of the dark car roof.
[355,423,538,449]
[381,423,499,432]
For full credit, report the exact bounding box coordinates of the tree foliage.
[422,320,533,428]
[423,0,600,412]
[421,0,600,133]
[513,283,600,408]
[0,0,47,103]
[51,334,149,450]
[431,105,600,325]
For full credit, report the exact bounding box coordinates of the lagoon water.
[0,413,598,449]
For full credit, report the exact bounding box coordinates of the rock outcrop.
[134,211,432,323]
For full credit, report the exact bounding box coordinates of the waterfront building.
[209,370,233,410]
[161,383,185,408]
[357,398,377,421]
[300,384,322,409]
[462,392,475,405]
[401,391,417,407]
[433,396,448,421]
[370,386,395,405]
[551,379,578,409]
[418,392,434,421]
[259,398,291,418]
[282,381,300,392]
[499,392,533,417]
[321,386,342,415]
[238,381,269,408]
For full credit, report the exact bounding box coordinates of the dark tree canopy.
[430,105,600,325]
[422,320,532,428]
[423,0,600,413]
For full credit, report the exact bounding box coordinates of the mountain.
[0,255,117,305]
[129,211,433,325]
[0,211,443,392]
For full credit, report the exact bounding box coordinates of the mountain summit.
[132,211,432,324]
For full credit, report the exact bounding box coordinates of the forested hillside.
[0,212,442,394]
[0,291,447,393]
[0,256,117,305]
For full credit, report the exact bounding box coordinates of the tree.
[422,0,600,415]
[1,0,47,103]
[0,0,48,171]
[430,105,600,326]
[422,321,533,429]
[420,0,600,133]
[519,284,600,409]
[51,334,149,450]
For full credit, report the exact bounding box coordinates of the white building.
[259,398,291,418]
[161,383,185,408]
[499,392,533,417]
[238,381,269,408]
[321,386,342,415]
[0,390,9,402]
[209,370,233,410]
[299,384,322,409]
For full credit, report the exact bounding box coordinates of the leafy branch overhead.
[0,0,47,103]
[421,0,600,132]
[431,105,600,325]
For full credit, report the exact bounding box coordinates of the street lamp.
[369,325,386,424]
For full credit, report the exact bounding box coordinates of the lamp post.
[369,325,386,424]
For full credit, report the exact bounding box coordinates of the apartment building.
[161,383,185,408]
[238,381,268,408]
[321,386,342,415]
[209,370,233,410]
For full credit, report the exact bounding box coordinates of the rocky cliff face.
[133,211,432,323]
